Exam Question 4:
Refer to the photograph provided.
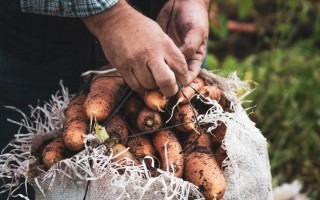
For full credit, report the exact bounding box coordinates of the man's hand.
[82,0,190,97]
[157,0,210,82]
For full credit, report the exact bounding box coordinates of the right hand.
[157,0,210,84]
[82,0,189,97]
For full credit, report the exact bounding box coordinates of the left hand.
[157,0,210,83]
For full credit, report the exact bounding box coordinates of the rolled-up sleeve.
[20,0,119,17]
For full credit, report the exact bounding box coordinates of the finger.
[186,60,202,82]
[180,29,205,60]
[186,43,207,82]
[156,11,167,31]
[132,64,158,90]
[147,58,178,97]
[156,0,174,30]
[164,42,189,86]
[120,69,144,93]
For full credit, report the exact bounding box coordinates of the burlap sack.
[0,70,272,200]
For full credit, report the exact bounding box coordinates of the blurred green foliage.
[207,0,320,199]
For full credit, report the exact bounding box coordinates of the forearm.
[174,0,210,9]
[82,0,132,39]
[20,0,119,17]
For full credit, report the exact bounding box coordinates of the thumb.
[179,29,204,60]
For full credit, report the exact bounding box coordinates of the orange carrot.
[123,94,144,126]
[196,85,233,111]
[211,123,226,151]
[62,94,88,151]
[219,95,231,111]
[84,72,126,121]
[210,123,228,168]
[172,104,198,132]
[123,94,144,116]
[214,146,228,169]
[137,108,162,132]
[144,90,168,112]
[89,70,123,91]
[184,147,226,200]
[152,130,184,178]
[184,130,212,149]
[105,115,129,145]
[42,138,67,170]
[176,77,205,104]
[166,77,204,124]
[198,85,222,101]
[127,136,155,159]
[111,143,139,165]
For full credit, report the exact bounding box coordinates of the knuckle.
[183,45,196,58]
[126,53,137,64]
[127,48,156,64]
[138,47,157,59]
[182,22,193,33]
[175,60,188,74]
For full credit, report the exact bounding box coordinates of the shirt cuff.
[20,0,120,17]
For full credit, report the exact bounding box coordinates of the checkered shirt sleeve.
[20,0,120,17]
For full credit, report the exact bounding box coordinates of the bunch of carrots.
[35,71,232,200]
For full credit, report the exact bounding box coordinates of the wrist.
[81,0,132,39]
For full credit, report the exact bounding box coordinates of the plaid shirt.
[20,0,120,17]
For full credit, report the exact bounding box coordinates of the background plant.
[206,0,320,198]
